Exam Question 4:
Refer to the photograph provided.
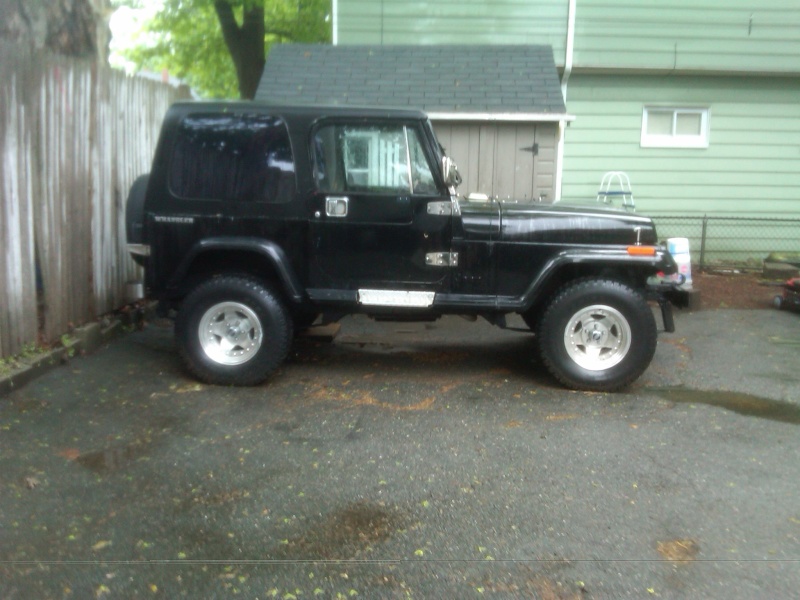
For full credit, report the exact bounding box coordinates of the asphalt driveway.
[2,308,799,598]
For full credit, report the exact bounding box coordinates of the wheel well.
[525,263,649,321]
[179,250,293,304]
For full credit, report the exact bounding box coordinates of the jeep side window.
[169,114,295,203]
[313,124,436,195]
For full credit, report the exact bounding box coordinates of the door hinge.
[427,201,453,216]
[521,143,539,155]
[425,252,459,267]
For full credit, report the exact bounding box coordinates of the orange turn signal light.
[626,245,657,256]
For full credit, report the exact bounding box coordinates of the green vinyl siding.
[573,0,800,74]
[337,0,568,57]
[560,75,800,217]
[338,1,800,75]
[334,0,800,220]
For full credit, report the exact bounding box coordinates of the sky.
[108,2,163,72]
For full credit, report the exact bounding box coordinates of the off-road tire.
[175,276,293,386]
[537,278,657,391]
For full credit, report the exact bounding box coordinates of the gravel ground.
[1,304,799,599]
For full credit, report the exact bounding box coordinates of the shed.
[256,45,573,202]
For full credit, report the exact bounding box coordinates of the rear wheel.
[537,279,657,391]
[175,276,293,386]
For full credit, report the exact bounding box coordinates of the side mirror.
[441,156,462,189]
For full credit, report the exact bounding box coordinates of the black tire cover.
[125,174,150,244]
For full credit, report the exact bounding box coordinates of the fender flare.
[516,247,676,312]
[168,237,306,303]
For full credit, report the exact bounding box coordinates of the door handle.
[325,196,349,217]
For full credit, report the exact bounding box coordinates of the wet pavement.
[2,308,799,598]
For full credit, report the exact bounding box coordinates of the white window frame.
[641,106,710,149]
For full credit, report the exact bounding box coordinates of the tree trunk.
[0,0,48,48]
[214,1,265,100]
[0,0,110,61]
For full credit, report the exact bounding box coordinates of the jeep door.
[308,120,452,296]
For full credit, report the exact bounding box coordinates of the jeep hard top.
[127,102,686,391]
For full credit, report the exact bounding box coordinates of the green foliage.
[113,0,331,99]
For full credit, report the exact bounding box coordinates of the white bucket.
[667,237,692,287]
[125,281,144,303]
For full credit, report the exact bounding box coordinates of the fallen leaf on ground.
[58,448,81,460]
[546,414,580,421]
[173,383,204,393]
[657,539,699,563]
[92,540,112,551]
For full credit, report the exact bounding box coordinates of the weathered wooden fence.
[0,42,188,359]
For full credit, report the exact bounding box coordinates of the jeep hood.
[457,199,658,246]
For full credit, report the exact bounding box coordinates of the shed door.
[433,122,557,202]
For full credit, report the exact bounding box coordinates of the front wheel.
[175,276,293,386]
[537,279,657,391]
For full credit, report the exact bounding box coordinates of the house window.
[641,107,709,149]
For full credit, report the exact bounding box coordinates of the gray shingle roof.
[256,45,567,116]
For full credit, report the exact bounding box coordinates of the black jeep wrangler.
[127,102,686,391]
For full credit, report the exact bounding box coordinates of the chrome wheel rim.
[198,302,262,366]
[563,304,631,371]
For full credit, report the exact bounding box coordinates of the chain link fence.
[649,215,800,272]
